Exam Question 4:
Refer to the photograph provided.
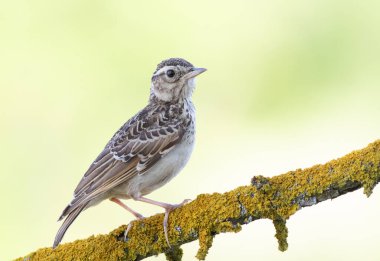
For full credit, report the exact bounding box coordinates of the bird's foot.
[163,199,191,247]
[132,196,192,247]
[124,215,145,242]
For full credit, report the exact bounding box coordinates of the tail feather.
[53,203,87,248]
[58,205,70,221]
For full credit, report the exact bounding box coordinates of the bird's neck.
[149,93,192,106]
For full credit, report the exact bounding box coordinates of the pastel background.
[1,1,380,260]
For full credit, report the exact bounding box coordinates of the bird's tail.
[53,203,87,248]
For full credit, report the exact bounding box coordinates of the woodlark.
[53,58,206,248]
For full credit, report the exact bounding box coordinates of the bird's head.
[150,58,206,103]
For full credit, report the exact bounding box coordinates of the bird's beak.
[184,67,207,80]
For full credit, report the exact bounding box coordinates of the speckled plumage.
[54,58,206,248]
[154,58,194,74]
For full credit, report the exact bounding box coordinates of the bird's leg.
[134,196,191,247]
[110,197,144,241]
[110,197,144,219]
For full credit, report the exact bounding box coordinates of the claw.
[124,222,133,241]
[162,199,191,247]
[110,197,146,242]
[124,216,144,242]
[164,210,171,247]
[132,196,192,247]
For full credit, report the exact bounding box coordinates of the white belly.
[113,139,194,199]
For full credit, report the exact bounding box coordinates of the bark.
[16,140,380,261]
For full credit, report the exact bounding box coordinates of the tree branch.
[17,140,380,261]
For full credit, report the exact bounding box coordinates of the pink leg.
[110,198,144,241]
[110,198,144,219]
[134,196,190,247]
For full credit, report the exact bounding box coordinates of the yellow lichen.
[16,140,380,261]
[16,226,127,261]
[273,218,288,252]
[196,230,214,260]
[164,246,183,261]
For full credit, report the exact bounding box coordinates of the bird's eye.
[166,69,175,78]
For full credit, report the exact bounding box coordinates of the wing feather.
[68,158,139,211]
[60,103,189,219]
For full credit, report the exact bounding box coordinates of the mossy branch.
[17,140,380,261]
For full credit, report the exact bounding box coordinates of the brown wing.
[59,104,186,219]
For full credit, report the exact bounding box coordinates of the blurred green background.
[1,0,380,260]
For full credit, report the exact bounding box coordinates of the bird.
[53,58,206,248]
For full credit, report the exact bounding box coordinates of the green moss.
[164,246,183,261]
[273,219,288,252]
